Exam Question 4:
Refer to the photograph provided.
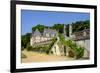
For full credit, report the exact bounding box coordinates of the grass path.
[22,50,74,63]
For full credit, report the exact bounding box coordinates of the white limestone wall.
[75,39,90,58]
[50,44,61,55]
[76,39,90,51]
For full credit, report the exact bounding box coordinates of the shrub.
[66,40,84,59]
[60,39,84,59]
[26,44,33,51]
[46,38,57,54]
[76,47,84,59]
[26,37,57,54]
[68,50,75,57]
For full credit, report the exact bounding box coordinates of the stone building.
[72,29,90,58]
[50,24,90,58]
[30,28,58,46]
[30,24,90,58]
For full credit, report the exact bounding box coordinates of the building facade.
[30,28,58,46]
[30,24,90,58]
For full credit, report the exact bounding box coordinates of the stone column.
[69,24,72,37]
[64,24,66,38]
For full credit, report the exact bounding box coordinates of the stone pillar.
[69,24,72,37]
[64,24,66,38]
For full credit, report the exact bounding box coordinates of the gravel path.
[21,50,74,63]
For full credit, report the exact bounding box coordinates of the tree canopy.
[32,24,47,33]
[31,20,90,35]
[72,20,90,33]
[21,33,31,49]
[52,24,64,33]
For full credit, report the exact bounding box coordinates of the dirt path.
[21,50,74,63]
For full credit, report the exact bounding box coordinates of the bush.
[32,45,50,54]
[26,37,57,54]
[76,47,84,59]
[58,34,85,59]
[68,50,75,57]
[68,41,84,59]
[26,45,33,51]
[46,38,57,54]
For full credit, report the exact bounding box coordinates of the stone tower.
[64,24,67,38]
[69,24,72,37]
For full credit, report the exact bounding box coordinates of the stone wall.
[75,39,90,58]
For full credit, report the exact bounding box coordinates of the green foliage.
[59,34,66,45]
[68,50,75,57]
[32,24,46,33]
[66,25,69,36]
[59,34,84,59]
[46,38,57,54]
[52,24,64,33]
[31,20,89,37]
[21,33,31,48]
[26,43,33,51]
[28,38,57,54]
[72,20,90,33]
[66,40,84,59]
[75,47,84,59]
[29,45,50,54]
[32,45,49,53]
[32,24,65,33]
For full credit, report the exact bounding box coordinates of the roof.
[73,36,90,41]
[73,29,90,34]
[32,28,58,37]
[43,28,57,35]
[72,29,90,41]
[32,29,41,37]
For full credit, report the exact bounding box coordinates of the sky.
[21,10,90,35]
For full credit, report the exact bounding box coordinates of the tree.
[66,24,69,36]
[59,34,84,59]
[21,33,31,49]
[52,24,64,33]
[72,20,90,33]
[32,24,47,33]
